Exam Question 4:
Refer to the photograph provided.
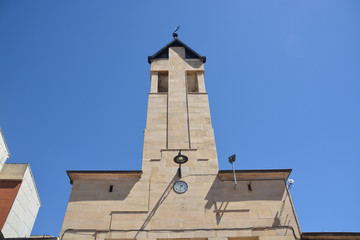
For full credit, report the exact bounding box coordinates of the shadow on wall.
[204,178,287,225]
[134,174,178,238]
[69,178,140,202]
[185,59,203,69]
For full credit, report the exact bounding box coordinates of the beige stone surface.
[60,44,301,240]
[0,163,28,180]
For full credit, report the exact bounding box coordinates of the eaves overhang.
[66,170,143,184]
[218,169,292,181]
[3,238,58,240]
[148,38,206,64]
[301,232,360,240]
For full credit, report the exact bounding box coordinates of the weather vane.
[173,25,180,38]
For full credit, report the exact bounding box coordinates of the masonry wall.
[61,44,301,240]
[0,180,21,231]
[1,166,41,238]
[60,175,301,240]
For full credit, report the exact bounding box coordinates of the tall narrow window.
[187,71,199,92]
[158,71,168,92]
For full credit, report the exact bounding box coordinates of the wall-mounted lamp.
[174,150,188,178]
[228,154,237,189]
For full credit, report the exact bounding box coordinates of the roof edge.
[218,169,292,181]
[66,170,143,174]
[219,169,292,173]
[302,232,360,236]
[302,232,360,240]
[66,170,143,184]
[148,38,206,64]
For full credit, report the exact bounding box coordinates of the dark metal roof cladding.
[148,38,206,64]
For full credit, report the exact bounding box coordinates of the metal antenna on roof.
[173,25,180,38]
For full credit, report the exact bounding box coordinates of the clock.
[173,181,188,194]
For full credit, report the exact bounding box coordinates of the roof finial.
[173,25,180,38]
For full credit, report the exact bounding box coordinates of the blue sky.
[1,0,359,236]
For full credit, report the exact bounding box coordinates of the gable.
[148,38,206,63]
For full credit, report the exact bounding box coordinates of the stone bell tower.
[61,36,301,240]
[142,36,218,177]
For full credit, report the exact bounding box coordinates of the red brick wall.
[0,180,21,230]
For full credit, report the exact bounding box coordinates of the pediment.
[148,38,206,63]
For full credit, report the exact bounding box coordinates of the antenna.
[228,154,237,189]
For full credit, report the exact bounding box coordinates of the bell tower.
[61,35,301,240]
[143,36,218,177]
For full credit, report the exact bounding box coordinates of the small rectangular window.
[187,71,199,92]
[158,71,168,92]
[109,185,113,192]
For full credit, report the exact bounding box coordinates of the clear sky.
[1,0,359,236]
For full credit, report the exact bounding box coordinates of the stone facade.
[60,38,301,240]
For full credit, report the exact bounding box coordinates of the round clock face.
[173,181,188,194]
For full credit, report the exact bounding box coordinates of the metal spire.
[173,25,180,38]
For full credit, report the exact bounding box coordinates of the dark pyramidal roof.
[148,38,206,64]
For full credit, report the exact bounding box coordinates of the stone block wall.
[0,164,40,238]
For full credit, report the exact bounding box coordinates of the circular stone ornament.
[173,180,188,194]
